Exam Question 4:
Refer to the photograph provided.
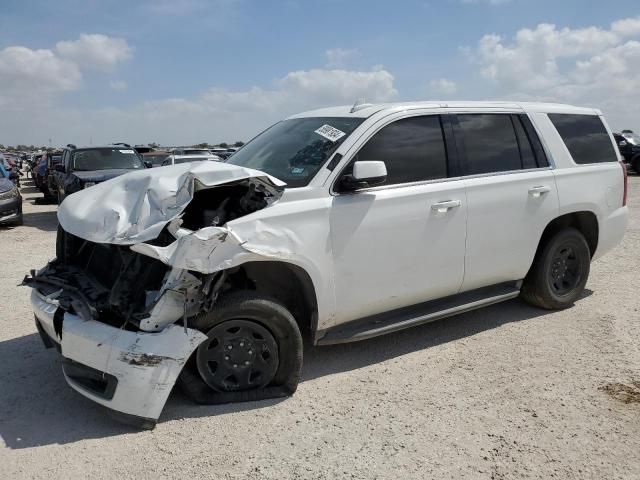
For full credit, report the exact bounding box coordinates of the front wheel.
[180,291,303,404]
[521,228,591,310]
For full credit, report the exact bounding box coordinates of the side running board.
[317,281,522,345]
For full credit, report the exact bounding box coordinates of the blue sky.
[1,0,639,146]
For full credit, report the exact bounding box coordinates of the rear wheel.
[180,291,303,404]
[521,228,591,310]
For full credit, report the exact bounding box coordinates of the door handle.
[431,200,461,213]
[528,185,551,198]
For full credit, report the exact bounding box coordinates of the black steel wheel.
[521,227,590,310]
[180,291,303,405]
[196,319,279,392]
[548,244,583,296]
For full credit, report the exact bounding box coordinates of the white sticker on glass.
[314,124,346,142]
[119,149,135,154]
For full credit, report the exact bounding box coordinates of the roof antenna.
[350,97,373,113]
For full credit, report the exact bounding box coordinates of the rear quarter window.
[548,114,618,164]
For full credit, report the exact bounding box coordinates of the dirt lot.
[1,176,639,479]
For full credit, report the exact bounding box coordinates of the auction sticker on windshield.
[314,124,346,142]
[119,149,135,154]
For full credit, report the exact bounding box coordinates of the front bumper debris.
[31,288,207,427]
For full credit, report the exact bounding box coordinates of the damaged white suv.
[25,101,628,428]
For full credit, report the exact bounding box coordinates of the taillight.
[620,161,628,207]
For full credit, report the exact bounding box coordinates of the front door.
[329,114,468,326]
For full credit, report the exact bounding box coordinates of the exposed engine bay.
[24,175,281,332]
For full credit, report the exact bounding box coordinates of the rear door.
[452,112,560,291]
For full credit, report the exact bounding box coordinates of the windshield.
[175,156,210,164]
[145,154,170,166]
[72,148,145,171]
[227,117,364,187]
[622,133,640,145]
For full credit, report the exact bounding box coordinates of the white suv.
[26,101,628,428]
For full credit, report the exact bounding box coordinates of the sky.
[1,0,640,147]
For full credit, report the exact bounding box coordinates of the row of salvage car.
[26,144,234,204]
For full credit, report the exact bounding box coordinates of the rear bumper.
[593,206,628,261]
[31,288,207,426]
[0,195,22,223]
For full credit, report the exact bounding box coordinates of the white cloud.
[109,80,128,91]
[468,17,640,129]
[0,34,132,110]
[429,78,457,96]
[611,17,640,37]
[325,48,359,68]
[0,46,81,107]
[56,34,132,72]
[0,67,398,145]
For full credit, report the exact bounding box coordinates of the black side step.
[317,281,521,345]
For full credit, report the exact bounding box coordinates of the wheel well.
[223,261,318,340]
[537,211,599,259]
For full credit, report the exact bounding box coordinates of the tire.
[632,155,640,175]
[521,228,591,310]
[179,291,303,405]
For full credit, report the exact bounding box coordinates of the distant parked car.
[613,131,640,173]
[142,150,171,167]
[209,148,233,160]
[160,154,222,166]
[41,152,63,200]
[0,166,22,225]
[171,148,213,156]
[51,145,148,203]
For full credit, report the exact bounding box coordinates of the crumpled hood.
[70,169,136,183]
[58,161,286,245]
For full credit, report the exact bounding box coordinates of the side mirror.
[144,160,152,168]
[341,161,387,191]
[54,164,65,173]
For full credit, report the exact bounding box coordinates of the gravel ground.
[1,176,639,480]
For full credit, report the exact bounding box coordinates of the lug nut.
[244,361,250,365]
[227,345,233,350]
[240,342,245,347]
[224,355,230,360]
[248,350,252,355]
[233,364,238,368]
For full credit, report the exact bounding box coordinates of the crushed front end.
[23,162,286,428]
[25,229,210,428]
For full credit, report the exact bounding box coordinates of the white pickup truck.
[25,101,628,428]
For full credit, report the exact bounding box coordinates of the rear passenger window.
[548,114,618,164]
[354,115,448,185]
[457,114,521,174]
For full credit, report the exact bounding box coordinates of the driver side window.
[346,115,448,186]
